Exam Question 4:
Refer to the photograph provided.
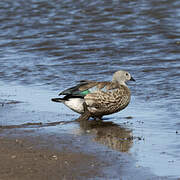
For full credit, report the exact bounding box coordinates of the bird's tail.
[51,98,64,103]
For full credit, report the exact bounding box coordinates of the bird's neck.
[112,79,127,87]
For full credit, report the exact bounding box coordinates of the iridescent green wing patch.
[80,90,90,95]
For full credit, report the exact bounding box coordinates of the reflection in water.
[0,116,132,153]
[78,120,133,152]
[0,0,180,176]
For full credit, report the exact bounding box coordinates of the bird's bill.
[130,77,135,81]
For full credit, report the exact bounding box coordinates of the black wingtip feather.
[58,81,89,96]
[51,98,63,102]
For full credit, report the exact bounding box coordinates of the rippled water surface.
[0,0,180,178]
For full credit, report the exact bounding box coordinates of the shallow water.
[0,0,180,178]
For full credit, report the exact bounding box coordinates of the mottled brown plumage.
[85,85,131,117]
[52,70,135,121]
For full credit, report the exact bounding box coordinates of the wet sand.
[0,0,180,178]
[0,85,172,180]
[0,127,158,180]
[0,136,101,180]
[0,112,164,180]
[0,103,102,179]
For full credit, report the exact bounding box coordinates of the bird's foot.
[93,116,103,121]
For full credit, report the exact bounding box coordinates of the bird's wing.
[84,85,129,109]
[59,81,119,97]
[59,81,97,97]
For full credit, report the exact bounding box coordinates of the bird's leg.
[76,102,91,121]
[94,116,103,121]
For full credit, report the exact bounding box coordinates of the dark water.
[0,0,180,178]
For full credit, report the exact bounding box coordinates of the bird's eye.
[126,73,129,76]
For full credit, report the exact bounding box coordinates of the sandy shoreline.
[0,122,162,180]
[0,84,172,180]
[0,135,102,180]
